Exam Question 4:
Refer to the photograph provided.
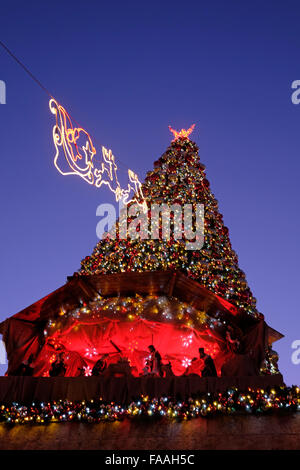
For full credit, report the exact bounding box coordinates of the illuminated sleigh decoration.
[49,99,146,211]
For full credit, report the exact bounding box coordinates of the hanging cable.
[0,39,132,173]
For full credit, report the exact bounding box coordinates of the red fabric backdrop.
[2,314,267,378]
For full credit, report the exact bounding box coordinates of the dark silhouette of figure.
[225,326,241,353]
[148,345,163,377]
[49,352,66,377]
[161,361,174,377]
[198,347,217,377]
[14,354,35,376]
[92,355,108,376]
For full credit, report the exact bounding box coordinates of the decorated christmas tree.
[0,123,285,424]
[79,127,259,320]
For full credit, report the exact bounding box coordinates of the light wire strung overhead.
[0,39,147,210]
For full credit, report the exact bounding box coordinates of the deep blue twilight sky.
[0,0,299,384]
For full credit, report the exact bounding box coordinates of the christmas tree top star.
[168,124,195,141]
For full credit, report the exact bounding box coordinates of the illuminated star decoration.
[181,334,193,348]
[84,366,92,376]
[49,99,147,212]
[182,357,192,368]
[168,124,195,141]
[85,347,98,359]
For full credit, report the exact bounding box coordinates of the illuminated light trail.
[49,99,147,211]
[0,41,147,210]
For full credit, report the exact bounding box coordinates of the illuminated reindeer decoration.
[49,99,146,211]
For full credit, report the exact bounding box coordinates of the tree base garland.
[1,386,299,425]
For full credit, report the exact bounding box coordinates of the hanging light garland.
[1,386,299,425]
[43,295,215,338]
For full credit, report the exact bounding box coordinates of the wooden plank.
[2,270,264,331]
[167,272,177,297]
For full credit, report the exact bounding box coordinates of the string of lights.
[1,387,299,425]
